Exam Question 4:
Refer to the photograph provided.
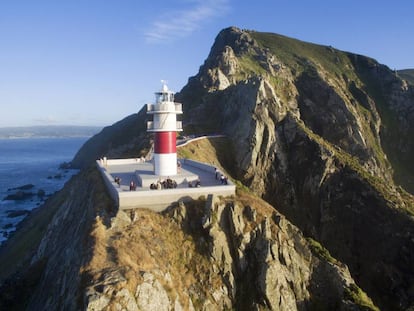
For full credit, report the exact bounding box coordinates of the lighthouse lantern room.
[147,82,183,176]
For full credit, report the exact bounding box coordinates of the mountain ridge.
[1,26,413,310]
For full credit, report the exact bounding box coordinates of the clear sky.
[0,0,413,127]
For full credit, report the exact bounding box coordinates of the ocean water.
[0,137,89,244]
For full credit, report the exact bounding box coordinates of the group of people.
[150,177,177,190]
[149,181,162,190]
[115,166,229,192]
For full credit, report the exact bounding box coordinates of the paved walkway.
[97,158,235,210]
[105,161,226,192]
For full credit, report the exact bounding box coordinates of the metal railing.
[147,121,182,131]
[147,103,182,113]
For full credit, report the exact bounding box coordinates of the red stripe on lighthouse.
[154,132,176,153]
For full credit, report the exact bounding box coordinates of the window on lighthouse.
[155,93,162,103]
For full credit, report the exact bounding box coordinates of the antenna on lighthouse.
[161,80,168,91]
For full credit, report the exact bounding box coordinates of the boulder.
[3,191,34,201]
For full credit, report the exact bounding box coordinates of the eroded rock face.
[177,27,414,310]
[26,170,102,310]
[15,174,371,311]
[165,194,371,310]
[135,272,171,311]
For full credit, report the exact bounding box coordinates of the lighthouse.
[147,82,183,176]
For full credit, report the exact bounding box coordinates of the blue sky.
[0,0,413,127]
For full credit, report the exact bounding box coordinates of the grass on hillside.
[177,136,238,179]
[344,283,380,311]
[237,54,266,79]
[249,31,358,80]
[306,237,338,265]
[82,203,224,310]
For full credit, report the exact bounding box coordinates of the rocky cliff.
[176,27,414,310]
[1,27,414,310]
[0,167,377,310]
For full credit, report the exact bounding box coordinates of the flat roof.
[96,158,235,211]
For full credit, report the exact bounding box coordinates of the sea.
[0,137,89,244]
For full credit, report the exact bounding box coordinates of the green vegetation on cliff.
[249,31,359,80]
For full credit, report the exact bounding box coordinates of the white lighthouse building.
[147,83,183,176]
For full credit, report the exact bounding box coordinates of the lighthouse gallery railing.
[147,121,182,131]
[147,103,182,113]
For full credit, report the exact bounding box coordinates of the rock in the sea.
[2,223,13,229]
[7,184,34,191]
[3,191,34,201]
[6,210,30,218]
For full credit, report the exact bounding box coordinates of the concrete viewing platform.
[96,158,235,211]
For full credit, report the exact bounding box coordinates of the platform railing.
[147,121,182,131]
[147,103,182,113]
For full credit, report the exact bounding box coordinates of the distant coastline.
[0,125,102,139]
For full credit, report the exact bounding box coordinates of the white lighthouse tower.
[147,82,183,176]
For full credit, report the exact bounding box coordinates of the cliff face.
[26,168,115,309]
[176,27,414,310]
[0,168,116,310]
[20,172,376,310]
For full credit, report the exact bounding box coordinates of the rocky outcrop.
[25,168,115,310]
[79,199,230,311]
[164,194,376,310]
[351,55,414,192]
[85,269,176,311]
[15,171,375,310]
[176,27,414,310]
[264,117,414,310]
